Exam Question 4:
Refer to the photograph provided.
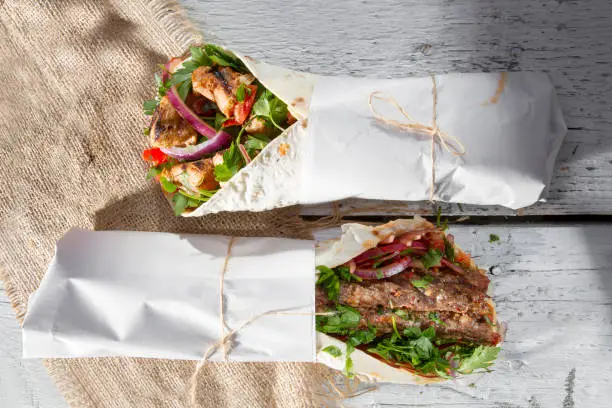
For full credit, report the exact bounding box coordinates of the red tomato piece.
[142,148,168,166]
[233,85,258,125]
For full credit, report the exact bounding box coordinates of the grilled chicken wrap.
[315,217,503,383]
[142,44,315,215]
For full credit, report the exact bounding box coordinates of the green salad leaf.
[410,274,434,289]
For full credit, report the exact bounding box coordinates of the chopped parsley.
[321,345,342,358]
[489,234,500,243]
[143,99,157,115]
[421,249,443,269]
[428,312,446,326]
[444,236,455,262]
[204,44,246,72]
[410,274,434,289]
[244,134,270,156]
[213,142,244,182]
[316,305,361,335]
[235,83,252,102]
[159,176,177,193]
[252,89,288,131]
[316,265,361,302]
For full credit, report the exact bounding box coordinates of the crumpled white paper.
[301,73,566,209]
[22,229,316,362]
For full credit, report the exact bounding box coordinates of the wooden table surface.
[2,1,611,407]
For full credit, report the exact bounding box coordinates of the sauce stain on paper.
[482,72,507,105]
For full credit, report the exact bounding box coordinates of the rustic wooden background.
[2,0,611,407]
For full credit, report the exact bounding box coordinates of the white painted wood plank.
[178,0,612,215]
[313,223,612,407]
[0,282,68,408]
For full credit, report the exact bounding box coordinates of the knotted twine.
[187,237,338,406]
[368,75,466,202]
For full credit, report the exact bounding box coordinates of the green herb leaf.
[436,207,449,231]
[421,326,436,339]
[316,305,361,335]
[315,265,361,302]
[143,99,157,115]
[252,89,288,131]
[394,309,410,320]
[235,83,251,102]
[375,270,384,279]
[176,79,192,101]
[489,234,500,243]
[422,249,443,269]
[410,274,434,289]
[214,142,243,182]
[204,44,245,71]
[322,345,342,358]
[345,343,355,377]
[146,167,161,180]
[458,346,500,374]
[428,312,446,326]
[172,192,188,216]
[444,236,455,262]
[403,326,422,339]
[244,134,269,156]
[159,177,177,193]
[347,327,377,347]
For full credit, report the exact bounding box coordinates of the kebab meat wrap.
[315,217,503,383]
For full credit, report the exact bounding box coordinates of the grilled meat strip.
[161,159,219,192]
[192,65,254,118]
[338,272,489,316]
[359,310,500,345]
[150,97,198,148]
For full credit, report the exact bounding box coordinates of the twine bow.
[187,237,335,406]
[368,75,466,202]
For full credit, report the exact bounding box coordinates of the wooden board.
[179,0,612,216]
[0,283,68,408]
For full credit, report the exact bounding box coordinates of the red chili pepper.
[221,118,241,128]
[142,148,168,166]
[233,84,258,125]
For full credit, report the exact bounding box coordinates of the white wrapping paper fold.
[186,51,565,215]
[22,229,316,362]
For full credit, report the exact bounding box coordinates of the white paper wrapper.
[185,51,565,215]
[22,229,316,362]
[301,73,566,209]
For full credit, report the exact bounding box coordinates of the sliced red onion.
[354,247,385,265]
[358,251,400,269]
[378,243,408,252]
[166,86,222,140]
[160,134,232,161]
[410,241,427,249]
[441,258,466,275]
[238,144,251,164]
[354,257,412,280]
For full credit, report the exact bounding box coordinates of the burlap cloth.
[0,1,361,406]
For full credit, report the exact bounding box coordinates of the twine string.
[188,237,336,406]
[368,74,466,201]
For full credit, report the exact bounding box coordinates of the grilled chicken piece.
[162,159,219,192]
[192,66,254,117]
[150,97,198,148]
[245,117,268,134]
